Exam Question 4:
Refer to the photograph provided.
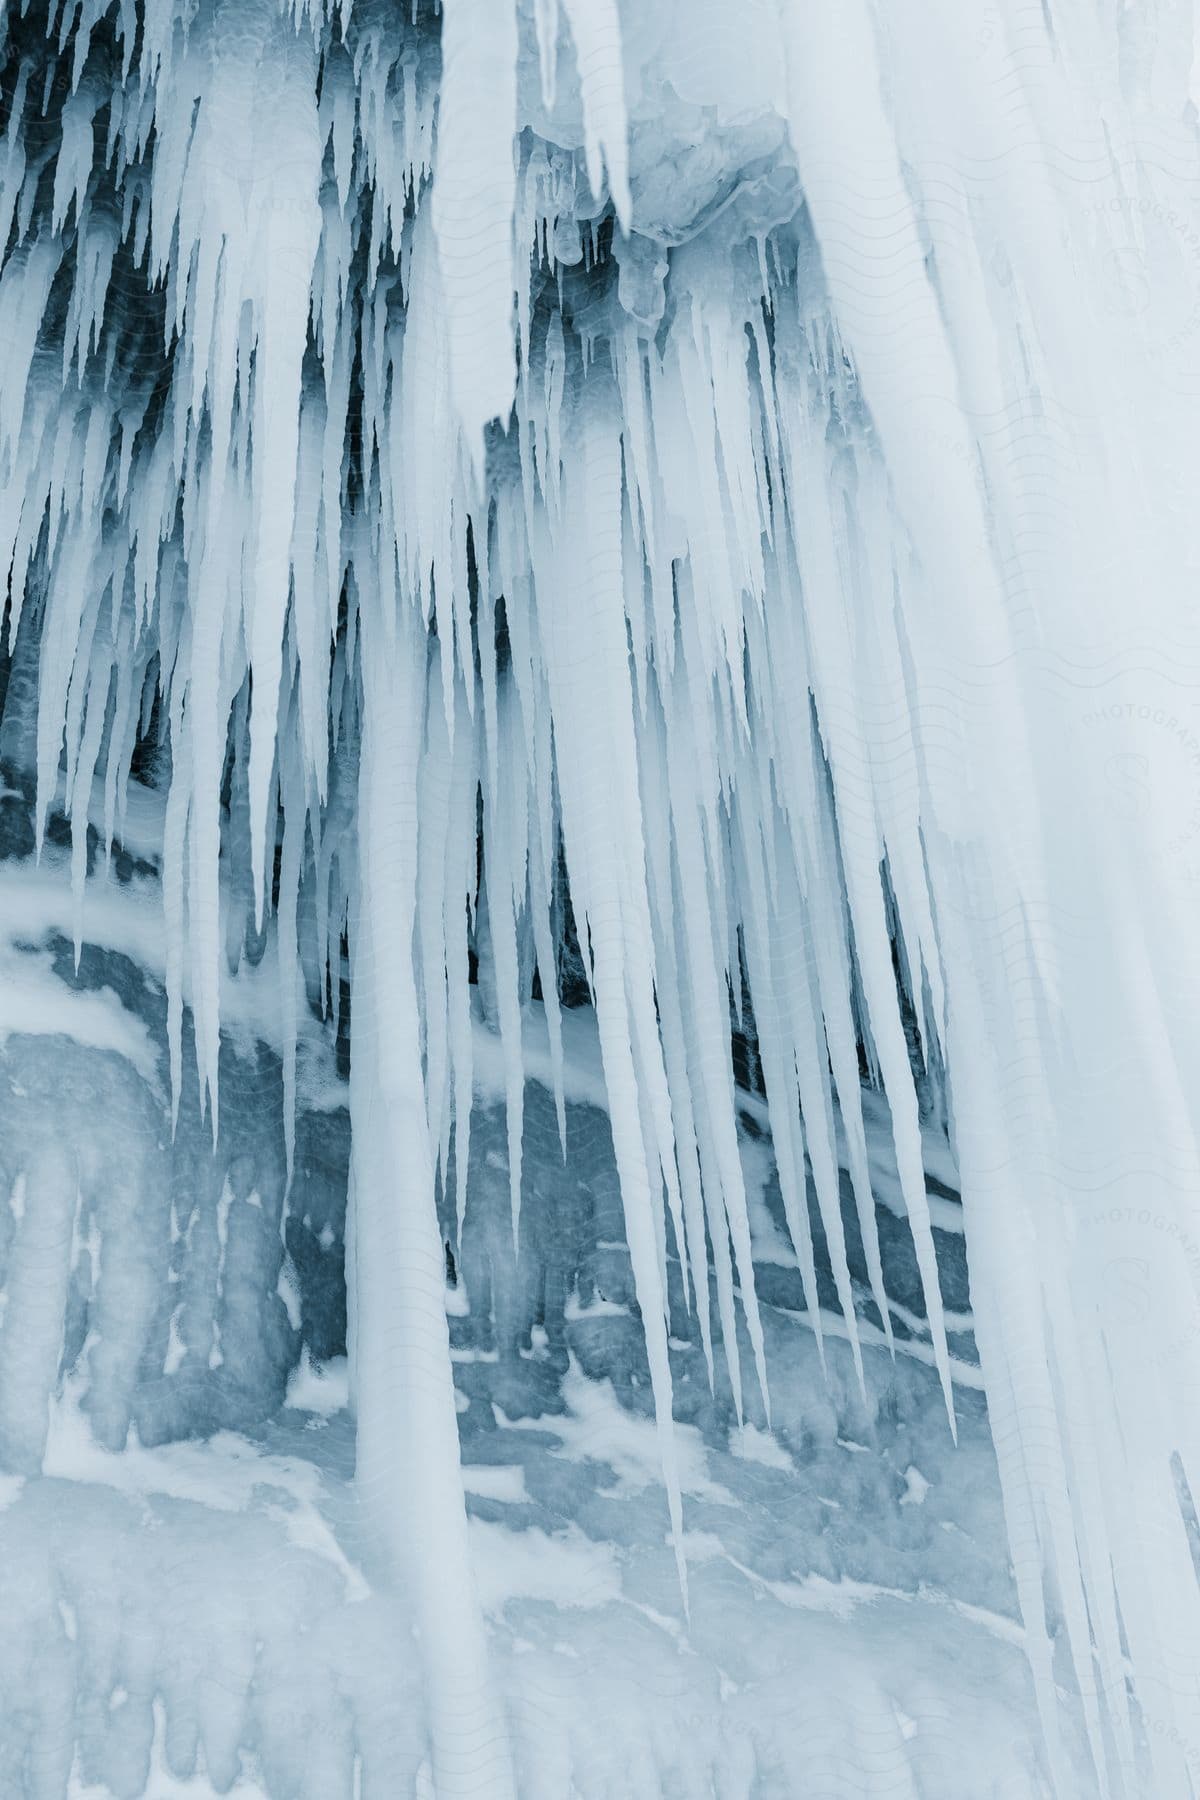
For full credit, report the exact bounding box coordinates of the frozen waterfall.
[1,0,1199,1794]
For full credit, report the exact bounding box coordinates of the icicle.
[244,48,322,927]
[162,708,190,1137]
[560,0,631,229]
[277,690,307,1187]
[474,524,527,1245]
[417,638,456,1180]
[68,622,112,965]
[102,604,138,865]
[662,674,770,1415]
[431,0,520,465]
[536,388,689,1604]
[445,671,477,1249]
[735,804,827,1375]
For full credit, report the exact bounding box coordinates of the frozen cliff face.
[0,764,1054,1799]
[1,0,1200,1794]
[0,830,1075,1799]
[0,777,1061,1800]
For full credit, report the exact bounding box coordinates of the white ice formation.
[2,0,1200,1795]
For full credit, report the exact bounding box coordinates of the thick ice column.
[350,600,514,1800]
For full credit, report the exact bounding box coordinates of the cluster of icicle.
[4,0,1200,1794]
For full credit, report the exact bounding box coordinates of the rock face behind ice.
[439,1078,974,1494]
[0,792,351,1467]
[0,1017,343,1468]
[0,905,968,1478]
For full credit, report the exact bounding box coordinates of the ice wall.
[2,0,1200,1794]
